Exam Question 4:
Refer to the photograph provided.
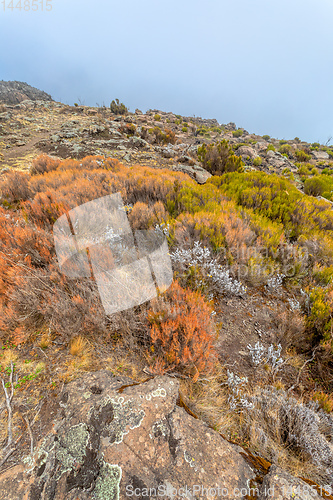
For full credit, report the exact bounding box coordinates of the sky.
[1,0,333,144]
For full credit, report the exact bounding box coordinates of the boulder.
[224,122,237,131]
[173,164,212,184]
[311,150,330,161]
[235,146,258,160]
[258,465,323,499]
[0,371,256,499]
[266,150,296,171]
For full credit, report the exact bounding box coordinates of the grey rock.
[266,150,296,170]
[129,136,150,149]
[0,371,256,500]
[0,113,11,122]
[235,145,259,159]
[154,145,177,158]
[311,150,330,161]
[0,80,53,105]
[225,122,237,131]
[259,465,322,499]
[173,164,212,184]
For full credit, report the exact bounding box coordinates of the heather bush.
[0,170,32,204]
[119,123,136,136]
[30,154,60,175]
[151,126,176,145]
[232,129,243,138]
[295,149,311,162]
[252,156,262,167]
[146,280,217,379]
[245,386,333,486]
[110,98,128,115]
[304,175,333,199]
[197,139,244,175]
[278,144,292,156]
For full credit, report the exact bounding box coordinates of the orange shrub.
[128,200,167,230]
[146,281,217,378]
[31,154,60,175]
[0,170,32,203]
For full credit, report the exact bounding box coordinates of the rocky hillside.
[1,85,333,499]
[0,81,53,105]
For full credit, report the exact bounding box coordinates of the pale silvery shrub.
[265,273,285,293]
[169,241,246,296]
[247,341,265,366]
[288,298,301,311]
[247,342,283,371]
[226,370,254,411]
[154,222,170,237]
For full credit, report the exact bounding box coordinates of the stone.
[0,371,257,499]
[172,164,212,184]
[258,465,322,499]
[225,122,237,131]
[235,145,259,159]
[311,150,330,161]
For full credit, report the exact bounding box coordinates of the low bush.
[295,149,311,162]
[110,98,128,115]
[30,154,60,176]
[0,171,32,204]
[304,176,332,198]
[197,139,244,175]
[253,156,263,167]
[146,280,217,379]
[278,144,292,156]
[232,129,243,138]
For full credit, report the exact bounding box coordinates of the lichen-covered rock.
[311,150,330,161]
[258,465,322,499]
[172,164,212,184]
[0,370,256,500]
[235,145,259,160]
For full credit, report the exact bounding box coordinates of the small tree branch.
[0,361,15,450]
[287,346,320,393]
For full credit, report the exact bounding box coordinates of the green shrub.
[152,127,176,145]
[304,175,333,199]
[110,98,128,115]
[266,144,275,152]
[154,114,161,121]
[182,127,188,133]
[295,149,311,162]
[297,165,310,176]
[197,126,210,137]
[262,135,270,141]
[197,140,244,175]
[278,144,292,156]
[279,140,288,145]
[232,129,243,138]
[253,157,263,167]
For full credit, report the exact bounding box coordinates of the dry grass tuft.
[69,335,91,357]
[0,348,18,368]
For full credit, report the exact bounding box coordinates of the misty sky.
[1,0,333,144]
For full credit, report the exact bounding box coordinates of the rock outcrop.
[1,371,330,500]
[0,81,53,105]
[0,371,258,499]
